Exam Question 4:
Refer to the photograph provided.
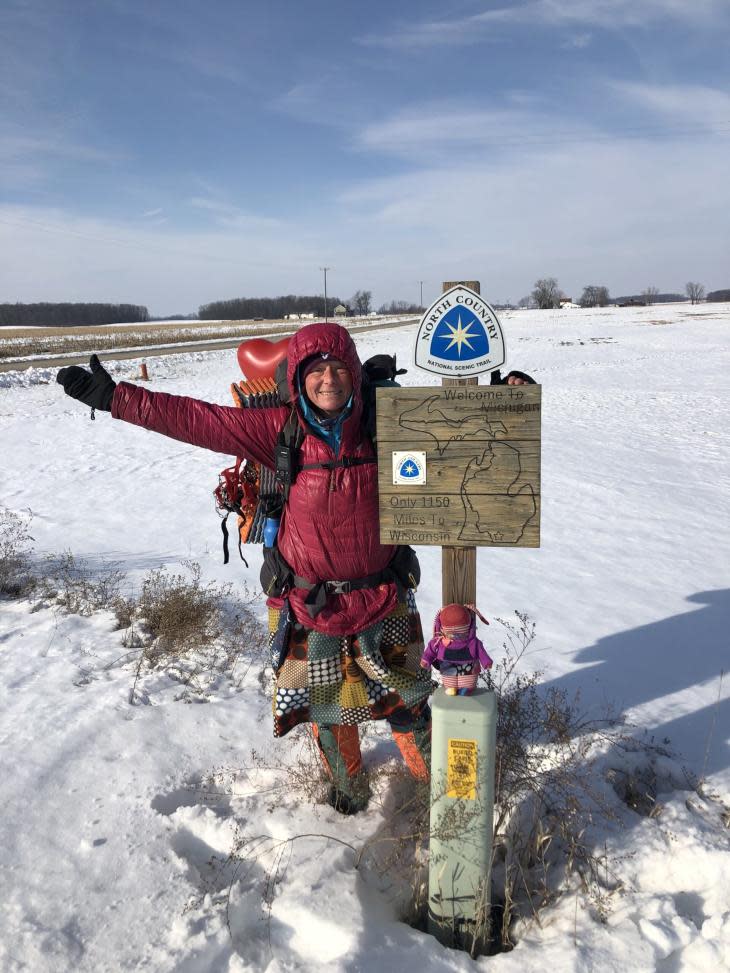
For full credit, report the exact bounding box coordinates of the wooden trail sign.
[376,384,541,548]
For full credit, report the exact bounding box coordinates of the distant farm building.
[334,304,348,316]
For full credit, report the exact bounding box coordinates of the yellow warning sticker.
[446,738,478,800]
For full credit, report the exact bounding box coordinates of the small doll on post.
[421,603,493,696]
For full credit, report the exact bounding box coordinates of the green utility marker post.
[428,686,497,955]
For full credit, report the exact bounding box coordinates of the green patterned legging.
[312,701,432,810]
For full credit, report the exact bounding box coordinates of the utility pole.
[320,266,330,322]
[418,280,424,309]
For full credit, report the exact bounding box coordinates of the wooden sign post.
[376,281,541,602]
[441,279,536,603]
[442,280,479,605]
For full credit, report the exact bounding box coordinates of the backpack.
[213,352,406,560]
[213,374,280,563]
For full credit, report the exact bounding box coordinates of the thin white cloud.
[188,197,285,232]
[0,132,123,165]
[272,73,369,129]
[277,79,326,112]
[355,106,514,154]
[612,82,730,131]
[352,90,730,165]
[562,32,593,49]
[103,2,262,89]
[142,42,250,86]
[0,127,128,190]
[516,0,728,29]
[361,0,729,50]
[353,100,613,161]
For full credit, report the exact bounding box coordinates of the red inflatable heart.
[237,336,291,380]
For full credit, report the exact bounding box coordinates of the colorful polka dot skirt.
[269,589,435,737]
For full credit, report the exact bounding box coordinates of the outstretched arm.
[58,356,285,466]
[112,382,285,466]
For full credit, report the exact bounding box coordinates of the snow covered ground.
[1,304,728,971]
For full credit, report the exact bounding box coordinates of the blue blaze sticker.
[399,459,421,478]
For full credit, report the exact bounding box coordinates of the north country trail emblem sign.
[414,285,506,377]
[392,450,427,485]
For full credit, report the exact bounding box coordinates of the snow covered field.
[1,304,729,971]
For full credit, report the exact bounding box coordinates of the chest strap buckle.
[325,580,352,594]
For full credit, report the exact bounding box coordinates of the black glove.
[56,354,117,411]
[490,368,536,385]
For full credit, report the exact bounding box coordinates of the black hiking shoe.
[327,783,370,815]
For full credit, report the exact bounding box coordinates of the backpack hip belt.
[261,543,420,618]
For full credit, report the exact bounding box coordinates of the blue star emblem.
[431,306,489,361]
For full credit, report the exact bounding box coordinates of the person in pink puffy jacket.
[57,323,435,815]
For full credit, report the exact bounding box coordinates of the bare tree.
[686,282,705,305]
[641,286,659,305]
[350,290,372,315]
[531,277,562,309]
[579,285,610,307]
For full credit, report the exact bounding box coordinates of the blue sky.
[2,0,729,314]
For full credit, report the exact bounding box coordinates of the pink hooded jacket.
[421,612,493,671]
[112,323,400,636]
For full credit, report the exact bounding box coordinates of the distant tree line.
[377,299,423,314]
[614,293,685,305]
[0,302,150,327]
[197,291,386,320]
[199,295,345,321]
[517,277,730,311]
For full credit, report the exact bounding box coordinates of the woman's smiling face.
[303,358,353,416]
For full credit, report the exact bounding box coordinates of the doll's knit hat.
[439,603,472,638]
